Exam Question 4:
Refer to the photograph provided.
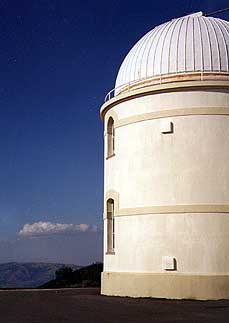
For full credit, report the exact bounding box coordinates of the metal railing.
[104,70,229,103]
[104,76,156,102]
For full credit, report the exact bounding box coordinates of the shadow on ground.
[0,288,229,323]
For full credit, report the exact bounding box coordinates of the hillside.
[0,262,79,288]
[39,263,103,288]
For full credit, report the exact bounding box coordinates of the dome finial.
[185,11,203,17]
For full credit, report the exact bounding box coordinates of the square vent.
[162,256,177,271]
[161,121,174,134]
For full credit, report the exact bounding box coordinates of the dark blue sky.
[0,0,228,264]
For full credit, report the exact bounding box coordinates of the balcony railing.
[104,76,152,102]
[104,71,229,103]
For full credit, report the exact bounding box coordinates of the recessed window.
[107,198,115,253]
[107,117,115,158]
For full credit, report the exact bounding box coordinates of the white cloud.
[18,221,97,237]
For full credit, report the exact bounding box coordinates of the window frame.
[106,117,115,159]
[106,198,115,254]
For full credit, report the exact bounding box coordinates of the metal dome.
[115,12,229,95]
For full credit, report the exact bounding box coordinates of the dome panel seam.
[160,21,175,75]
[176,18,185,73]
[202,17,213,71]
[215,20,229,72]
[208,18,221,71]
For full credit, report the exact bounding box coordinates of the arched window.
[107,198,115,253]
[107,117,115,158]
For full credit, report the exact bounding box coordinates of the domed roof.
[115,12,229,95]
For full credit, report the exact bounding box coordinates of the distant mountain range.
[0,262,80,288]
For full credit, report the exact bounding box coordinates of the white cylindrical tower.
[100,12,229,300]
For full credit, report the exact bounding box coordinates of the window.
[107,198,115,253]
[107,117,115,158]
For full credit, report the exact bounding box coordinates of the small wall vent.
[162,256,177,271]
[161,121,174,134]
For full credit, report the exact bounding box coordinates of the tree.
[55,266,73,282]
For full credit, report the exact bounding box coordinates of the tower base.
[101,272,229,300]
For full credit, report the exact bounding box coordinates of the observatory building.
[100,12,229,299]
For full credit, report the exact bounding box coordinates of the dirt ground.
[0,288,229,323]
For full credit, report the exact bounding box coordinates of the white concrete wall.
[104,213,229,273]
[103,87,229,276]
[106,115,229,207]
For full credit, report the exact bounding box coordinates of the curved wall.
[102,82,229,299]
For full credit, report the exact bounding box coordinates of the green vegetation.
[39,263,103,288]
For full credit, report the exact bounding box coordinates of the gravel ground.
[0,288,229,323]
